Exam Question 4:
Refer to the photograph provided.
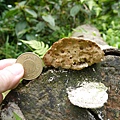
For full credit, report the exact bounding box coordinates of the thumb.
[0,93,3,103]
[0,63,24,93]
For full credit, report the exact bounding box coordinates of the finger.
[0,59,16,70]
[0,63,24,93]
[0,93,3,104]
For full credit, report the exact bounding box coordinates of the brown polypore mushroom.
[43,37,104,70]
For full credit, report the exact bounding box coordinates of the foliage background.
[0,0,120,59]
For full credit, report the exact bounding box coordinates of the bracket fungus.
[43,37,104,70]
[67,82,108,108]
[43,37,108,109]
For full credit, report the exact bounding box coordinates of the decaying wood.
[0,24,120,120]
[71,24,108,46]
[103,48,120,56]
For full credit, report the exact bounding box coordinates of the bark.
[0,24,120,120]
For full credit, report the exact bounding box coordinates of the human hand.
[0,59,24,103]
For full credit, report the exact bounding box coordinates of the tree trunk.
[0,24,120,120]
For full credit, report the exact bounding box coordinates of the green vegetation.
[0,0,120,59]
[13,112,22,120]
[20,39,49,58]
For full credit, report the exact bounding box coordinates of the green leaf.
[25,8,37,18]
[26,34,36,40]
[20,40,42,49]
[48,24,60,31]
[5,8,19,18]
[70,5,81,17]
[17,1,26,6]
[34,47,48,56]
[87,0,95,10]
[20,40,49,57]
[102,33,106,41]
[17,29,28,38]
[42,15,55,26]
[15,21,28,38]
[13,112,22,120]
[35,22,45,32]
[81,0,86,3]
[94,6,102,16]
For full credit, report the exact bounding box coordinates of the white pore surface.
[67,82,108,108]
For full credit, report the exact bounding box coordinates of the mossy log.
[0,25,120,120]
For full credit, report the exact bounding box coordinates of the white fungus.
[67,82,108,108]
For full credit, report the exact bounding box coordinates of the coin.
[16,52,43,80]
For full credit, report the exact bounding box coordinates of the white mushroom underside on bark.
[67,82,108,108]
